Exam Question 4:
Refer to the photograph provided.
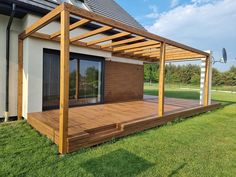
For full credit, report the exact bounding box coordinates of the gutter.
[5,3,16,122]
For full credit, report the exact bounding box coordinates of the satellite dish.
[213,48,228,64]
[220,48,227,63]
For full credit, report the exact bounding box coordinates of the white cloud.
[146,5,159,18]
[171,0,179,8]
[145,0,236,71]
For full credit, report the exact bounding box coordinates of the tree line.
[144,63,236,86]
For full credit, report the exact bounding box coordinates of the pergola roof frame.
[18,2,209,62]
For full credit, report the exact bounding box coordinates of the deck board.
[27,97,221,153]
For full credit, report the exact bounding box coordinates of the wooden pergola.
[17,3,210,154]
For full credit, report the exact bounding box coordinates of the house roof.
[0,0,145,30]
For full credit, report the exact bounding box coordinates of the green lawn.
[0,87,236,177]
[145,82,236,92]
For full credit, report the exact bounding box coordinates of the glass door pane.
[79,60,102,104]
[43,52,60,110]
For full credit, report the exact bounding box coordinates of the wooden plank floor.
[27,97,221,153]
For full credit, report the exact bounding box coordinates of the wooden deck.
[28,97,221,153]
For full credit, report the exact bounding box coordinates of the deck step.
[85,123,117,134]
[68,127,123,152]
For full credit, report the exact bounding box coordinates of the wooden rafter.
[50,18,90,39]
[70,26,113,42]
[100,36,145,48]
[133,48,160,55]
[19,4,64,39]
[124,44,161,53]
[113,40,159,52]
[151,53,203,59]
[87,31,130,46]
[31,32,112,52]
[144,50,200,57]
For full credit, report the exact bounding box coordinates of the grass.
[0,86,236,176]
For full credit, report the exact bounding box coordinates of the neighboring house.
[0,0,145,119]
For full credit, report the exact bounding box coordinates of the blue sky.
[116,0,236,71]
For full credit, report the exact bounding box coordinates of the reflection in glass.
[43,51,103,110]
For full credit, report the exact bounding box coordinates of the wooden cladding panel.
[104,61,144,103]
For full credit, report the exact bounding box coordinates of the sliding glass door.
[43,49,104,110]
[69,58,102,106]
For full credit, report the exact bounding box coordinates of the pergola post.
[17,39,23,120]
[204,56,210,106]
[59,9,70,154]
[158,42,166,116]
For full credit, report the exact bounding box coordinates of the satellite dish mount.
[212,48,227,64]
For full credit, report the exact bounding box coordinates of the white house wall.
[0,14,23,118]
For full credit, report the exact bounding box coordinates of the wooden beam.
[101,36,145,48]
[158,42,166,116]
[134,48,160,55]
[19,4,64,39]
[204,57,210,106]
[50,18,90,39]
[70,26,112,42]
[142,51,160,56]
[145,51,202,58]
[17,39,23,120]
[59,10,70,154]
[31,32,112,52]
[113,40,159,52]
[87,31,130,46]
[124,44,161,53]
[65,2,209,56]
[150,53,203,58]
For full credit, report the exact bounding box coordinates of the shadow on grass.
[81,149,154,177]
[168,163,187,177]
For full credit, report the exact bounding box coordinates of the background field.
[0,85,236,177]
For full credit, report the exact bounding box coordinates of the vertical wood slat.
[158,42,166,116]
[204,56,210,106]
[59,10,70,154]
[17,39,23,120]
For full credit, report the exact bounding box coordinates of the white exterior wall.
[0,13,143,118]
[0,14,23,117]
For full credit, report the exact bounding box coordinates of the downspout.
[5,3,16,122]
